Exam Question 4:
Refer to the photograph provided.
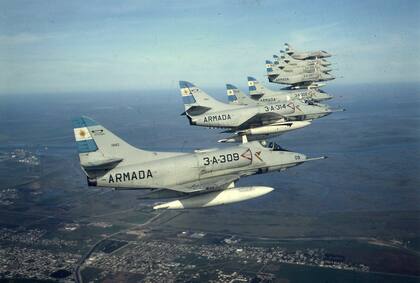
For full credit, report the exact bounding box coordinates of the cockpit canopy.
[259,140,289,151]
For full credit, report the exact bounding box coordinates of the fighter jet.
[247,77,333,103]
[266,60,335,86]
[224,84,335,141]
[284,43,331,60]
[73,116,325,209]
[226,82,332,107]
[273,55,332,73]
[179,81,332,141]
[278,53,332,67]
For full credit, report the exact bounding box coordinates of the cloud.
[0,33,44,45]
[0,32,72,46]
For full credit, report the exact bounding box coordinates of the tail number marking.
[203,153,240,166]
[264,104,286,112]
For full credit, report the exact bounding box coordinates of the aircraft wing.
[168,174,241,193]
[236,112,283,130]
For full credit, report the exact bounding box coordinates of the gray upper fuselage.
[188,100,330,129]
[253,88,332,103]
[288,50,331,60]
[268,71,334,85]
[281,55,331,67]
[94,141,306,191]
[273,61,332,74]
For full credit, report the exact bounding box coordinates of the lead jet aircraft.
[266,60,335,86]
[179,81,332,141]
[247,77,332,102]
[284,43,331,60]
[73,116,325,209]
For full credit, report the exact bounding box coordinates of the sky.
[0,0,419,95]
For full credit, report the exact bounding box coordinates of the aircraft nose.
[321,93,333,101]
[295,153,307,162]
[284,151,305,161]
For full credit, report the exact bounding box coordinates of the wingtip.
[179,81,195,88]
[226,84,237,90]
[72,116,98,128]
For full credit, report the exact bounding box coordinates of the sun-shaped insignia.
[79,129,86,138]
[183,89,189,95]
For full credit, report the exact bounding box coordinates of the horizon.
[1,81,420,97]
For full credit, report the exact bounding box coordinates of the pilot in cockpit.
[259,140,288,151]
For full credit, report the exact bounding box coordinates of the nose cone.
[323,52,332,58]
[317,102,333,111]
[302,103,332,119]
[322,74,335,81]
[284,152,307,165]
[269,151,309,172]
[313,92,333,101]
[321,59,331,66]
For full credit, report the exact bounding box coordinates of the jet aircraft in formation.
[284,43,332,60]
[74,44,338,209]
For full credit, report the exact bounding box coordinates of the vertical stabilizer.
[179,81,227,113]
[72,116,156,173]
[226,84,257,105]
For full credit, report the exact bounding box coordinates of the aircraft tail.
[284,43,295,55]
[73,116,154,177]
[247,76,265,98]
[179,81,226,115]
[279,54,286,62]
[248,76,278,99]
[273,54,280,64]
[273,55,287,69]
[265,60,279,80]
[281,52,294,63]
[226,84,256,105]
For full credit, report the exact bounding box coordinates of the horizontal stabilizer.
[185,105,212,116]
[81,157,123,170]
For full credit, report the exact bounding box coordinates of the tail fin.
[265,60,279,80]
[226,84,238,103]
[273,54,287,69]
[265,60,275,74]
[284,43,295,55]
[73,116,154,176]
[247,76,265,98]
[273,54,280,64]
[248,76,278,99]
[226,84,256,105]
[282,52,293,63]
[179,81,226,115]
